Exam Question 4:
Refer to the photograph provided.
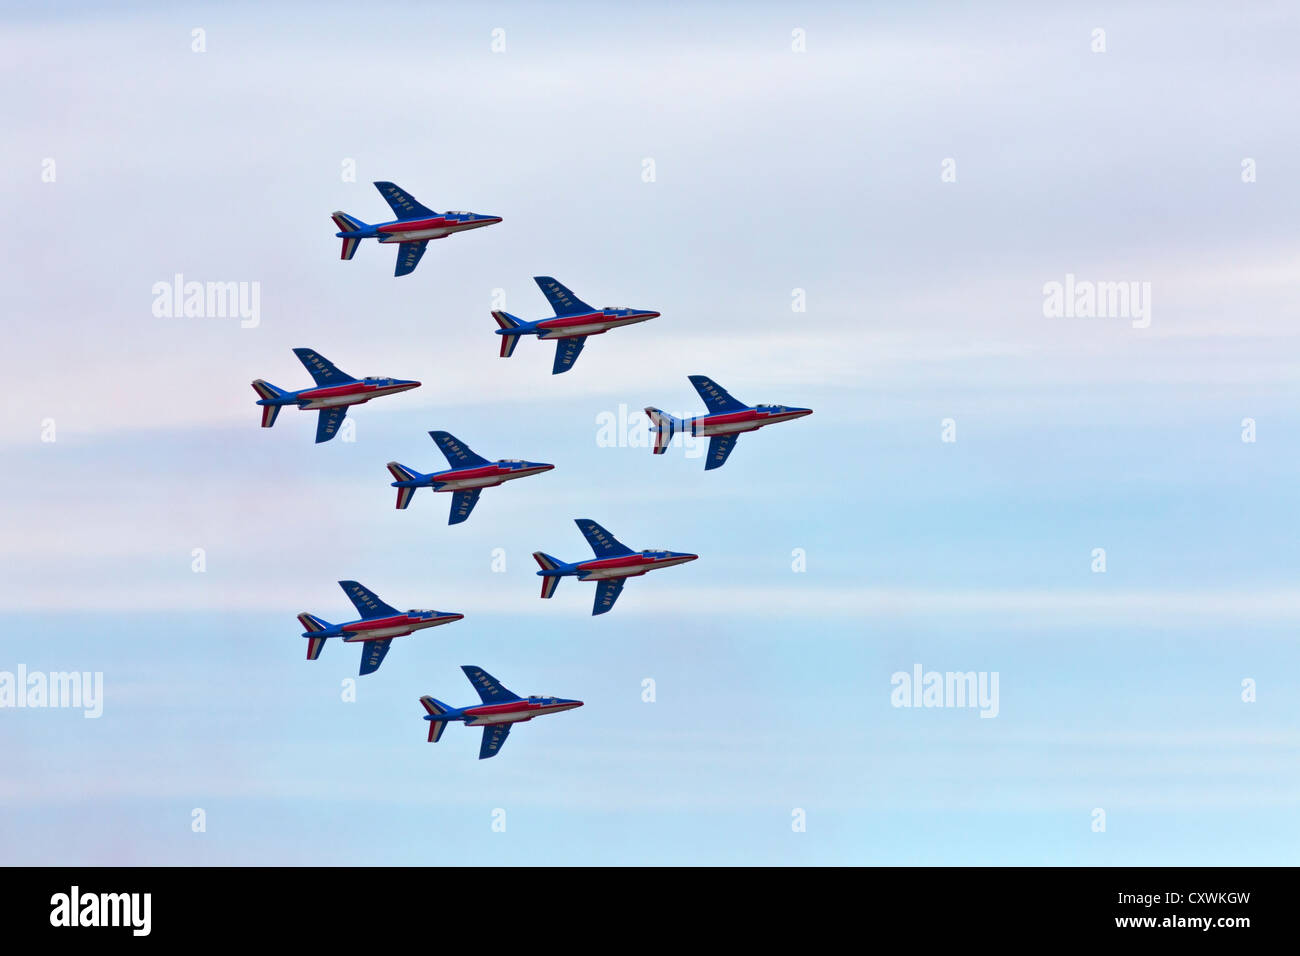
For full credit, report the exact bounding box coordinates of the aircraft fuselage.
[574,552,698,581]
[295,380,420,410]
[427,462,554,492]
[533,310,659,339]
[459,698,584,726]
[687,407,814,437]
[374,215,502,244]
[340,611,464,643]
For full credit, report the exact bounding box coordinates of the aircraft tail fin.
[298,612,331,633]
[419,695,453,742]
[331,212,367,260]
[252,380,291,428]
[386,461,423,509]
[533,551,564,599]
[492,310,527,358]
[644,407,682,454]
[299,613,333,661]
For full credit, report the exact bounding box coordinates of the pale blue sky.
[2,1,1299,864]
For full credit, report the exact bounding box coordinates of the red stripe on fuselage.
[345,614,418,632]
[377,218,450,233]
[298,382,378,400]
[578,554,661,573]
[438,464,512,482]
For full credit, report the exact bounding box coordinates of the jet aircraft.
[645,375,812,470]
[493,276,660,374]
[331,181,501,276]
[419,665,583,759]
[252,348,420,444]
[298,580,463,675]
[532,519,697,615]
[387,430,554,525]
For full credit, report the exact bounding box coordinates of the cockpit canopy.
[529,695,559,704]
[411,608,436,615]
[368,376,394,385]
[757,404,785,412]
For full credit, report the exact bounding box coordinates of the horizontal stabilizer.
[533,551,563,599]
[493,311,525,358]
[252,380,289,429]
[387,462,420,509]
[644,407,678,454]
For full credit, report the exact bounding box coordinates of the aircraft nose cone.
[646,311,662,318]
[679,553,699,562]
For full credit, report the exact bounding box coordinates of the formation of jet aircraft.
[252,181,816,757]
[387,431,554,525]
[494,276,660,374]
[420,666,583,759]
[332,181,501,276]
[298,580,464,675]
[533,519,698,615]
[646,375,814,470]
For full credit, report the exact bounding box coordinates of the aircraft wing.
[575,519,634,557]
[394,240,428,277]
[592,577,625,615]
[552,336,586,374]
[316,407,347,444]
[688,375,748,413]
[358,638,393,676]
[338,580,401,618]
[705,434,739,470]
[293,348,357,387]
[534,276,594,316]
[429,430,489,468]
[448,488,482,525]
[462,665,521,703]
[479,723,511,759]
[373,181,437,219]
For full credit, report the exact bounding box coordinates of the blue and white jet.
[331,181,501,277]
[493,276,660,374]
[252,348,420,444]
[387,430,555,525]
[645,375,813,470]
[298,580,464,675]
[532,519,698,615]
[419,665,583,759]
